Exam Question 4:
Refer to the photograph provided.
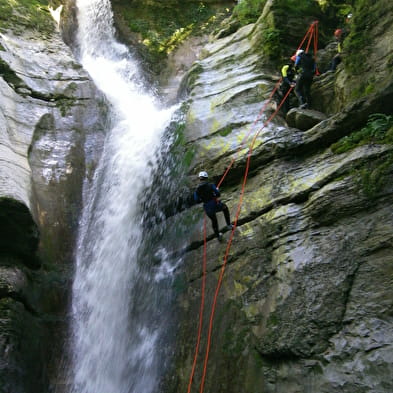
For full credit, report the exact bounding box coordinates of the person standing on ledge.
[193,171,233,242]
[328,28,344,72]
[294,49,316,109]
[279,61,296,113]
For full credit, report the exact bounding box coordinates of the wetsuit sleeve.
[211,184,220,197]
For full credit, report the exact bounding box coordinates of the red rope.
[217,78,282,189]
[296,22,314,55]
[187,80,286,392]
[187,215,208,393]
[305,23,315,52]
[198,86,294,393]
[187,19,319,393]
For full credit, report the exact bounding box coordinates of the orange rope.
[187,19,319,393]
[187,81,288,393]
[187,215,208,393]
[296,22,315,55]
[217,78,282,189]
[305,24,314,52]
[198,86,294,393]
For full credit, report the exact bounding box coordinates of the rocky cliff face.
[159,1,393,392]
[0,4,107,392]
[1,0,392,392]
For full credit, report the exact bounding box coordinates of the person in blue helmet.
[194,171,233,241]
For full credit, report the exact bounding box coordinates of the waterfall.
[69,1,176,392]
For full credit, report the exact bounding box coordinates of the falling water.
[70,1,175,392]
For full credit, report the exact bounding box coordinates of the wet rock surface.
[162,2,393,392]
[1,0,392,392]
[0,22,107,393]
[286,108,327,131]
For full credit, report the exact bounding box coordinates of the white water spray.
[70,1,175,392]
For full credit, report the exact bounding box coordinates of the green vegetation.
[56,97,75,117]
[118,2,233,62]
[183,63,203,93]
[350,79,376,100]
[183,147,196,168]
[266,312,279,327]
[344,113,393,200]
[356,151,393,200]
[230,0,348,26]
[262,0,323,61]
[316,0,352,16]
[332,113,393,200]
[171,122,187,147]
[232,0,267,25]
[0,0,57,35]
[261,27,281,57]
[274,0,321,17]
[331,114,393,154]
[0,57,25,87]
[343,0,373,73]
[166,103,196,171]
[331,112,393,199]
[219,126,233,137]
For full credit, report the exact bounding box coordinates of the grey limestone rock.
[0,25,107,393]
[164,1,393,392]
[286,108,327,131]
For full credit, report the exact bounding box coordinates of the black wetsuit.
[295,53,316,107]
[280,64,296,112]
[194,181,231,238]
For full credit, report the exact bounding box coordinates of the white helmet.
[296,49,304,56]
[198,171,208,179]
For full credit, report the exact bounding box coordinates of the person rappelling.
[193,171,233,242]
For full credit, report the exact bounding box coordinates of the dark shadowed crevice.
[0,197,41,269]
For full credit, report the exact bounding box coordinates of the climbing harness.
[187,20,319,393]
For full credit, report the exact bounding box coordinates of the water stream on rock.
[69,1,176,392]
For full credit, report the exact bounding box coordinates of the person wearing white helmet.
[198,171,208,179]
[194,171,233,241]
[296,49,304,57]
[294,49,316,109]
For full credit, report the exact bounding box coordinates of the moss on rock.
[331,113,393,154]
[111,0,234,73]
[0,0,58,35]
